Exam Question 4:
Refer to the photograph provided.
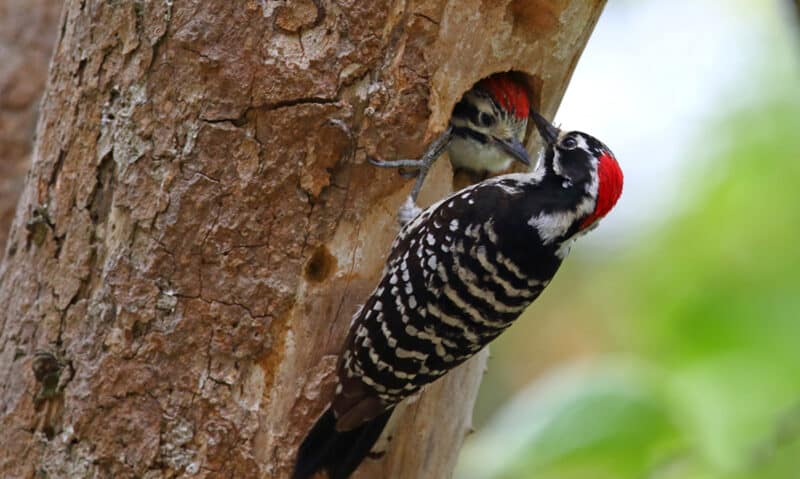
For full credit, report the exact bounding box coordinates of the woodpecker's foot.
[368,158,425,169]
[397,196,423,227]
[367,158,422,178]
[368,126,454,202]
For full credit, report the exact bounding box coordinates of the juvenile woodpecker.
[294,110,624,479]
[370,72,534,201]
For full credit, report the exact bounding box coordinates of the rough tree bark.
[0,0,63,255]
[0,1,605,478]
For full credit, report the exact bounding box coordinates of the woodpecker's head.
[530,110,624,232]
[448,73,533,174]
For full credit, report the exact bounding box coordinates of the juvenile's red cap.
[477,74,531,120]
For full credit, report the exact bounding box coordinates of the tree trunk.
[0,1,605,478]
[0,0,63,255]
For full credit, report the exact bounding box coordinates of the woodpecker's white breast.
[447,136,514,173]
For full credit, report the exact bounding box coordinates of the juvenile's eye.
[478,112,496,127]
[561,136,578,149]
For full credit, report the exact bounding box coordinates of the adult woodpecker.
[294,110,624,479]
[370,72,534,201]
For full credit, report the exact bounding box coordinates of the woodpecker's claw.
[368,158,425,169]
[368,127,455,203]
[367,158,423,179]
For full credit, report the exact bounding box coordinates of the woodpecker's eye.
[561,136,578,149]
[478,112,496,127]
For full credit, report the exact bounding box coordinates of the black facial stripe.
[452,99,481,125]
[452,126,490,145]
[556,148,593,185]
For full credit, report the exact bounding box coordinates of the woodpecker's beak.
[495,137,531,166]
[530,109,560,145]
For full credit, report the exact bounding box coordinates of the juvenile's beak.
[530,109,560,145]
[495,137,531,166]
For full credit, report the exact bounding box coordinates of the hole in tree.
[448,70,543,191]
[453,70,543,146]
[304,245,337,283]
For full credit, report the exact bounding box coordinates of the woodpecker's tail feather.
[293,407,393,479]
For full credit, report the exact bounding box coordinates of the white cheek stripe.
[551,149,563,176]
[527,196,595,244]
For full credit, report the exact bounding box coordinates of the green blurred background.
[456,1,800,478]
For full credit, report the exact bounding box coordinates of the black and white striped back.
[341,173,576,405]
